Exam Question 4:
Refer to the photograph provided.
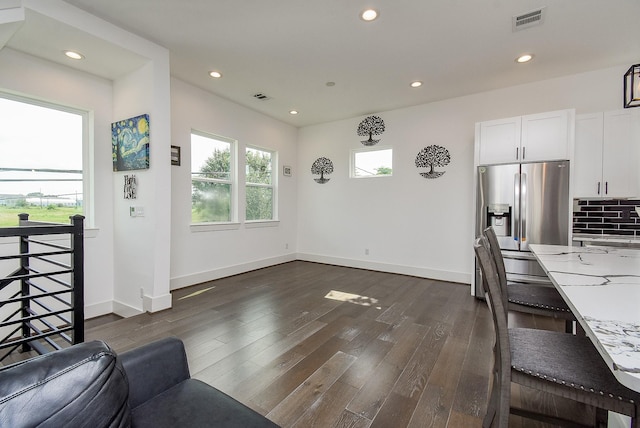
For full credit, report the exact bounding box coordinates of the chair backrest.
[474,236,511,428]
[483,226,509,305]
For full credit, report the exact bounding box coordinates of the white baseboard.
[170,253,297,290]
[296,252,471,284]
[84,300,113,319]
[112,300,144,318]
[143,292,172,313]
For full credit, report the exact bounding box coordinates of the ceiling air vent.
[512,7,545,32]
[253,93,271,101]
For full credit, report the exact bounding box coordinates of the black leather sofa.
[0,337,279,428]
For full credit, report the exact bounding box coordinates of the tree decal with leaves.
[357,115,385,146]
[415,145,451,179]
[311,157,334,184]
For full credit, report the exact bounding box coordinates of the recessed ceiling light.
[516,54,534,63]
[209,70,222,78]
[64,50,84,60]
[410,81,423,88]
[361,9,378,21]
[289,110,298,115]
[326,82,336,87]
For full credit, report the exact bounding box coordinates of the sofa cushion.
[130,378,278,428]
[0,340,130,428]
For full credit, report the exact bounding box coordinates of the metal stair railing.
[0,214,84,363]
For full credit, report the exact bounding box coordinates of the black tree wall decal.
[415,145,451,179]
[311,157,334,184]
[357,116,385,146]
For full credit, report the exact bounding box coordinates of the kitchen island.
[529,244,640,393]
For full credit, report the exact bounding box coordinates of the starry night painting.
[112,114,150,171]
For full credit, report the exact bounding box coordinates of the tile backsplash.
[573,199,640,236]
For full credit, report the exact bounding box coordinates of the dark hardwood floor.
[84,261,595,427]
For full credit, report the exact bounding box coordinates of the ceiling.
[5,0,640,127]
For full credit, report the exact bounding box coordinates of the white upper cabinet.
[574,109,640,198]
[477,109,573,165]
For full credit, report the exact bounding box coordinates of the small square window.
[351,147,392,178]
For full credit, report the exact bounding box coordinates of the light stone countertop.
[529,244,640,393]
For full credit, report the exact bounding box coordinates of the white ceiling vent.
[512,7,545,32]
[253,93,271,101]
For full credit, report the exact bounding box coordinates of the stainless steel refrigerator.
[474,160,570,297]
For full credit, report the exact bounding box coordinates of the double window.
[190,132,276,225]
[245,147,274,221]
[190,132,236,223]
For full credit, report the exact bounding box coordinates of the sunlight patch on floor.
[324,290,380,308]
[178,286,215,300]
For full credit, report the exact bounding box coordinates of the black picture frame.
[171,145,181,166]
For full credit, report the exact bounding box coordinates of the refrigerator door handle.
[514,173,520,244]
[521,173,527,243]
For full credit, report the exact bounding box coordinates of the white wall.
[0,1,630,314]
[169,78,298,289]
[0,47,115,317]
[297,65,628,284]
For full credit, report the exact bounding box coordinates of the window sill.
[245,220,280,229]
[85,228,99,239]
[190,222,241,233]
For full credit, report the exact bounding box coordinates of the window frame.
[350,146,393,179]
[189,130,238,228]
[0,92,92,228]
[245,145,277,223]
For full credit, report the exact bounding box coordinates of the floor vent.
[512,7,545,31]
[253,93,271,101]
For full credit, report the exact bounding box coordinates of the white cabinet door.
[477,116,521,165]
[573,113,604,198]
[573,109,640,199]
[521,110,570,162]
[477,109,572,166]
[602,110,640,198]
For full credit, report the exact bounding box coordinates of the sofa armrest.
[119,337,191,409]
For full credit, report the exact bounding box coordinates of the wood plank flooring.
[84,261,595,427]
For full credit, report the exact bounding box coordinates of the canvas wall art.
[112,114,150,171]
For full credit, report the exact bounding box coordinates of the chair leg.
[483,388,497,428]
[565,319,573,334]
[595,407,608,428]
[483,370,499,428]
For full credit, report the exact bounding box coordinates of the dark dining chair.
[483,226,576,332]
[474,236,640,427]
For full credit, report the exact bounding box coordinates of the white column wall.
[0,48,115,317]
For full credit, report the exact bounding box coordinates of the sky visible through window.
[353,148,392,177]
[0,97,83,203]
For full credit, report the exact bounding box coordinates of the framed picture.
[283,165,292,176]
[112,114,150,171]
[171,145,181,166]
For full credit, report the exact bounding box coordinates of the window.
[351,147,393,178]
[0,95,86,227]
[190,132,236,223]
[245,147,275,221]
